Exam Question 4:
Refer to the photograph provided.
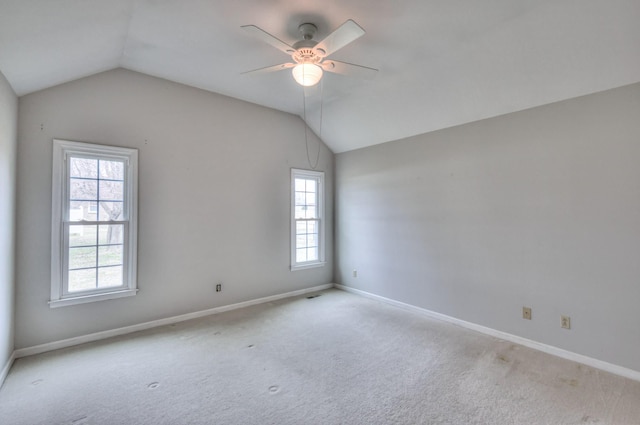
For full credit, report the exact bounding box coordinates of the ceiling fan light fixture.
[292,64,323,86]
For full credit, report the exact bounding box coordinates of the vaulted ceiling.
[1,0,638,153]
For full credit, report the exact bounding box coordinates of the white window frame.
[50,139,138,307]
[291,168,325,270]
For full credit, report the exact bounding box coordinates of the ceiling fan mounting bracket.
[298,23,318,40]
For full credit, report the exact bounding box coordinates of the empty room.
[1,1,640,424]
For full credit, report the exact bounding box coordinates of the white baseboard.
[335,284,640,383]
[1,351,16,389]
[15,284,333,359]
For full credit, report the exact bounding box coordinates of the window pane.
[69,157,97,178]
[295,205,308,219]
[69,201,96,221]
[296,235,307,249]
[295,192,306,206]
[99,224,124,245]
[98,201,123,221]
[69,225,97,247]
[296,248,307,263]
[99,245,123,267]
[99,180,123,201]
[68,268,97,292]
[307,221,317,234]
[305,193,316,206]
[306,247,318,262]
[295,179,306,191]
[99,160,124,180]
[295,247,319,263]
[296,221,308,236]
[70,178,97,200]
[305,179,316,193]
[98,266,123,288]
[295,220,319,236]
[305,206,317,219]
[296,221,307,234]
[295,220,319,253]
[69,247,97,270]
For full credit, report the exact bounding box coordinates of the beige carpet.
[1,289,639,424]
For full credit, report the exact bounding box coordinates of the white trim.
[50,139,138,306]
[291,261,326,271]
[50,140,65,301]
[48,288,138,308]
[334,284,640,383]
[0,351,16,389]
[291,168,325,269]
[15,284,333,359]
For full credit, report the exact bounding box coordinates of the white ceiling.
[1,0,639,153]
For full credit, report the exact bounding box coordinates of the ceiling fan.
[241,19,377,87]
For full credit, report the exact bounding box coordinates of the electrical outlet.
[561,315,571,329]
[353,270,358,278]
[216,283,222,292]
[522,307,532,320]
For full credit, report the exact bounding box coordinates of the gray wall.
[336,83,640,372]
[16,68,333,349]
[0,70,18,373]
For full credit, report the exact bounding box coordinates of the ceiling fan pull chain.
[303,84,310,168]
[314,79,324,167]
[303,85,321,171]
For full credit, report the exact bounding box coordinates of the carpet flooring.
[1,289,639,424]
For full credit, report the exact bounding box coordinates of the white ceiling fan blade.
[321,60,378,78]
[242,63,296,75]
[241,25,296,55]
[313,20,365,58]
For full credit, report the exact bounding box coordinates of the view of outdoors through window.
[67,156,125,292]
[294,177,319,263]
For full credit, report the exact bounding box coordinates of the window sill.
[291,262,326,271]
[49,288,138,308]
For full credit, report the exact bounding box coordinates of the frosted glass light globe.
[292,64,323,86]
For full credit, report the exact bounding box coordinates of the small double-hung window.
[50,139,138,307]
[291,169,325,270]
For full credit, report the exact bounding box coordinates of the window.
[50,139,138,307]
[291,169,325,270]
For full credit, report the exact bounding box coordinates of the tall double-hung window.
[291,169,325,270]
[50,139,138,307]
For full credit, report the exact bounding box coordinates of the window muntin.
[51,140,138,307]
[291,169,325,270]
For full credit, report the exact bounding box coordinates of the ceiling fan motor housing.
[292,23,324,64]
[292,47,321,64]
